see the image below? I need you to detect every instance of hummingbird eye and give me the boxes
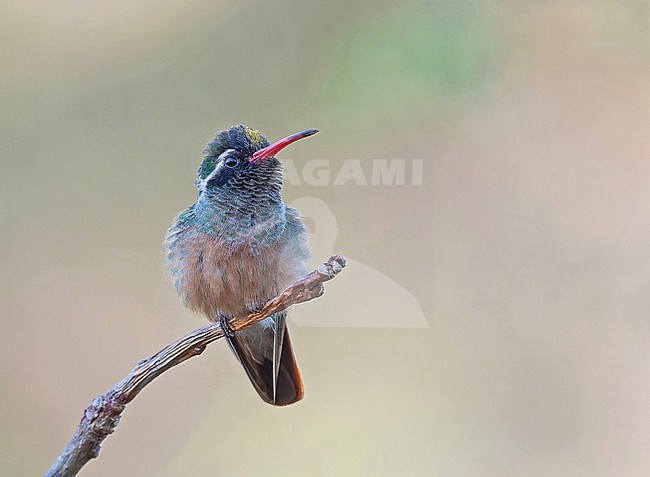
[224,157,238,168]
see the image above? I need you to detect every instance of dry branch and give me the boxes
[44,254,347,477]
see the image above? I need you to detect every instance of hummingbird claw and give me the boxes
[219,315,236,339]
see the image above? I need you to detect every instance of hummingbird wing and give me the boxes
[226,311,304,406]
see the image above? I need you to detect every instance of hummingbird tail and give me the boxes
[225,313,304,406]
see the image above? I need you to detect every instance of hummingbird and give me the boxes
[164,125,317,406]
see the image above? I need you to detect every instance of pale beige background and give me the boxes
[2,1,650,476]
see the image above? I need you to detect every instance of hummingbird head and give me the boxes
[195,124,318,197]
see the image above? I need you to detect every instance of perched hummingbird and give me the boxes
[164,125,316,406]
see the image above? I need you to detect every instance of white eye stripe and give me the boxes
[205,149,237,181]
[217,149,237,162]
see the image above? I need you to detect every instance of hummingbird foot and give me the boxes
[218,314,236,339]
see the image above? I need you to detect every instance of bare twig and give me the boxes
[44,255,347,477]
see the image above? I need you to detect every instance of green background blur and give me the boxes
[2,1,650,475]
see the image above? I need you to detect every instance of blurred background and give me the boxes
[2,0,650,475]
